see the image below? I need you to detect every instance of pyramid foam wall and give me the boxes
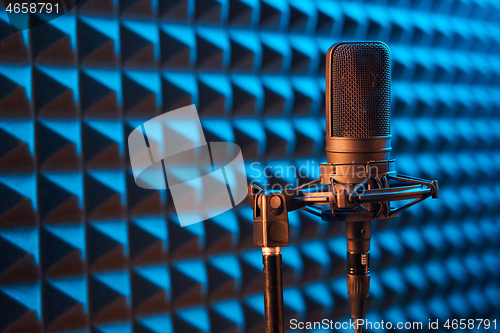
[0,0,499,332]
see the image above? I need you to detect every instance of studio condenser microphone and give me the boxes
[325,41,392,323]
[248,41,438,333]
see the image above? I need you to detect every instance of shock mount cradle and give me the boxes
[247,160,439,333]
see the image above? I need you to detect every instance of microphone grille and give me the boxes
[329,42,391,138]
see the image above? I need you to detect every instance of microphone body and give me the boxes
[324,41,392,322]
[325,41,391,165]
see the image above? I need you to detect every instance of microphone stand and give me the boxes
[249,187,292,333]
[248,171,439,333]
[262,246,284,333]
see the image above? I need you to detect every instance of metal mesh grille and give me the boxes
[330,42,391,137]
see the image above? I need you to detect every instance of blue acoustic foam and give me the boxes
[0,0,499,332]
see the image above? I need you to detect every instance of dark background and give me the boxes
[0,0,499,332]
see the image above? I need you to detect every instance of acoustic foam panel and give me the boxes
[0,0,499,332]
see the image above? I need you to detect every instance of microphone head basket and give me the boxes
[327,41,391,138]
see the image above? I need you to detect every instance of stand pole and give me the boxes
[262,247,284,333]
